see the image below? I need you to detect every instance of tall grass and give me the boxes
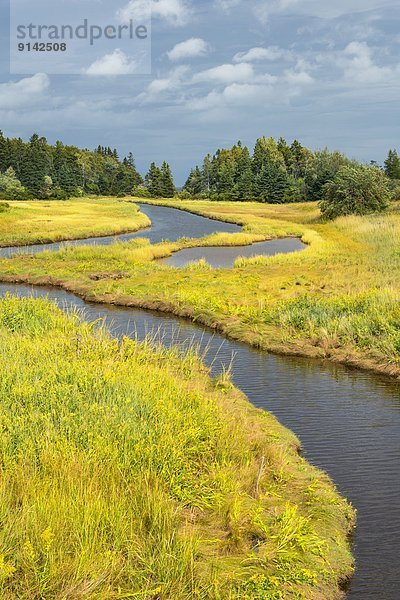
[0,296,354,598]
[0,198,150,247]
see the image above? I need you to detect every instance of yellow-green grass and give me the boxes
[2,198,400,378]
[0,296,354,598]
[0,197,150,247]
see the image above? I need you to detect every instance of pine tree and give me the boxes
[216,162,235,197]
[160,161,175,197]
[0,131,10,172]
[145,162,163,197]
[253,137,285,175]
[255,162,290,203]
[235,147,253,200]
[184,167,203,196]
[202,154,212,195]
[19,134,50,198]
[125,152,135,168]
[384,149,400,179]
[277,137,293,171]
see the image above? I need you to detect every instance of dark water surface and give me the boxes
[1,206,399,599]
[160,238,306,269]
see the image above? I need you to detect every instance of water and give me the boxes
[160,238,306,269]
[0,203,240,258]
[0,206,399,598]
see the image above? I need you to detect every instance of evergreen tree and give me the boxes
[277,137,293,170]
[290,140,313,179]
[255,162,291,203]
[253,137,285,175]
[20,134,50,198]
[202,154,212,195]
[160,161,175,197]
[384,149,400,179]
[184,167,203,196]
[235,146,253,201]
[145,162,163,197]
[0,131,10,173]
[0,131,146,199]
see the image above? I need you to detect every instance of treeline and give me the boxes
[0,132,176,200]
[2,130,399,208]
[183,137,400,204]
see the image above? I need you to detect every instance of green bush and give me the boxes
[133,185,153,198]
[47,187,70,200]
[320,165,390,219]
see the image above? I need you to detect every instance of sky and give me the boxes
[0,0,400,183]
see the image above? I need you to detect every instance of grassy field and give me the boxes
[2,197,400,378]
[0,198,150,247]
[0,296,354,598]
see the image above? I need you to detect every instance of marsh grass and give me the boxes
[3,199,400,373]
[0,297,354,598]
[0,198,150,247]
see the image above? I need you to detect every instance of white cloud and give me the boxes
[118,0,191,26]
[315,41,398,84]
[138,65,189,102]
[284,68,314,85]
[233,46,292,63]
[193,62,254,84]
[0,73,49,109]
[341,41,393,83]
[148,66,188,92]
[168,38,210,61]
[188,81,275,111]
[85,49,137,76]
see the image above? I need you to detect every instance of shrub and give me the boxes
[320,165,390,219]
[0,167,29,200]
[133,185,152,198]
[48,187,70,200]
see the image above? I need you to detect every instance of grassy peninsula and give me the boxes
[0,198,150,247]
[0,296,354,598]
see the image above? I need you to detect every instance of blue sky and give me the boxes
[1,0,400,183]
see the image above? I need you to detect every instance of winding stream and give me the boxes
[0,203,240,258]
[1,204,399,598]
[160,237,306,269]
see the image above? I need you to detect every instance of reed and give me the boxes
[0,197,150,247]
[0,296,354,598]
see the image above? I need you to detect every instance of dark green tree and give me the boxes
[255,162,291,203]
[234,146,253,201]
[20,134,50,197]
[184,167,203,196]
[384,149,400,180]
[145,162,163,197]
[0,131,10,173]
[253,137,285,176]
[160,161,175,197]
